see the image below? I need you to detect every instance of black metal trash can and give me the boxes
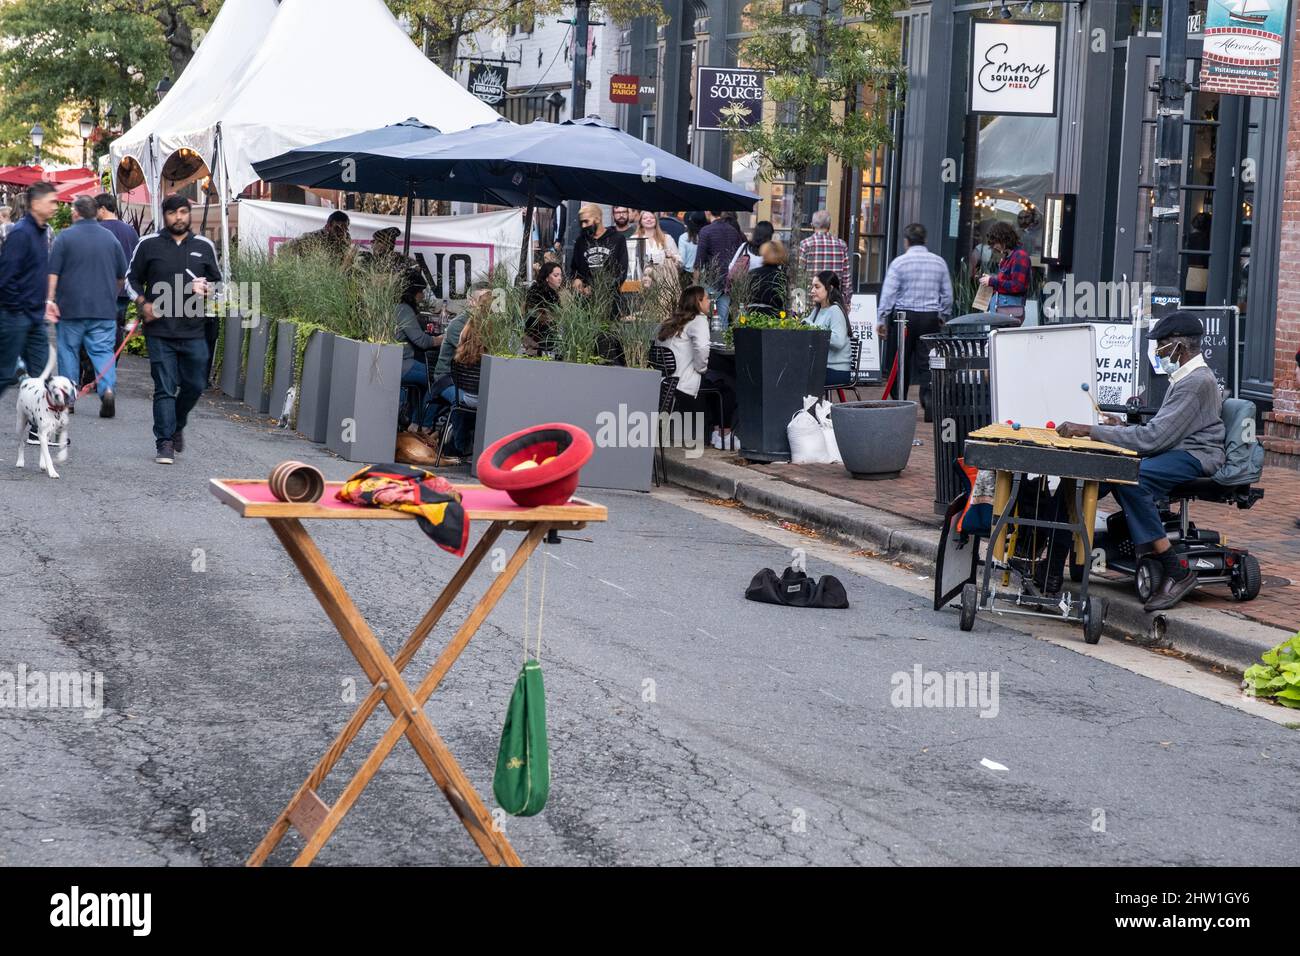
[922,321,1002,514]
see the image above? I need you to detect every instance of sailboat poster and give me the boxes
[1199,0,1290,97]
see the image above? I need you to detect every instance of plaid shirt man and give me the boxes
[877,243,953,322]
[797,230,852,295]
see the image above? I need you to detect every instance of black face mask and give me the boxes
[582,224,597,238]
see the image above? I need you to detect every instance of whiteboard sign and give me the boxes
[990,324,1097,428]
[847,294,881,375]
[1091,322,1136,405]
[969,20,1060,117]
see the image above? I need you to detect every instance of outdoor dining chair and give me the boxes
[436,360,481,467]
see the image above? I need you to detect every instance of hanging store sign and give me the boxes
[467,63,509,105]
[1198,0,1289,98]
[610,74,656,106]
[968,20,1059,117]
[695,67,771,131]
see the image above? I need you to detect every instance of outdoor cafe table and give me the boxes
[209,477,608,867]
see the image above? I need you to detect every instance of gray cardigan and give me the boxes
[1091,364,1225,474]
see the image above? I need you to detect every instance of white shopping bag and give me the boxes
[788,395,831,464]
[815,398,842,464]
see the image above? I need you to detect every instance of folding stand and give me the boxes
[209,479,608,867]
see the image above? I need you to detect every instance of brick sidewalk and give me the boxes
[742,393,1300,634]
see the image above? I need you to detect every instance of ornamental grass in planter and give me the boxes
[325,263,406,463]
[469,270,661,491]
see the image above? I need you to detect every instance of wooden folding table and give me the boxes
[210,478,608,867]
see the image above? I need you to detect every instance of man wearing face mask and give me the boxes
[569,203,628,295]
[1055,311,1225,610]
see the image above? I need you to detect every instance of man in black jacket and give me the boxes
[126,194,222,464]
[569,202,627,294]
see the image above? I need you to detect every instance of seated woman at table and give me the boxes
[805,270,853,388]
[747,240,788,317]
[433,304,488,458]
[395,268,443,429]
[655,285,739,450]
[523,261,563,355]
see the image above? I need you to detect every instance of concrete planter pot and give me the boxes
[325,336,402,463]
[296,330,335,443]
[835,400,917,479]
[269,320,297,424]
[733,327,830,462]
[472,355,661,492]
[219,314,246,399]
[242,315,273,414]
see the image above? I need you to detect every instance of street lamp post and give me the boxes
[29,124,44,166]
[561,0,592,259]
[79,112,94,169]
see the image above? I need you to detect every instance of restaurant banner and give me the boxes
[1198,0,1290,98]
[239,200,525,291]
[467,63,509,106]
[695,67,770,131]
[968,20,1059,116]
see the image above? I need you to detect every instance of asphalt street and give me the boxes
[0,354,1296,866]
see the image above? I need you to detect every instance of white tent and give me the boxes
[110,0,279,212]
[110,0,500,275]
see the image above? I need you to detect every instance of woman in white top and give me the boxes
[633,209,681,289]
[655,285,738,450]
[806,271,853,387]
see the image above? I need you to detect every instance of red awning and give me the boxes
[54,177,102,203]
[0,165,45,187]
[48,167,94,182]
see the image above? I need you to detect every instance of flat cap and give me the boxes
[1150,310,1204,341]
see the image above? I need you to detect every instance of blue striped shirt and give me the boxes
[877,244,953,321]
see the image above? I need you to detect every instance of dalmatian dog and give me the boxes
[15,341,76,479]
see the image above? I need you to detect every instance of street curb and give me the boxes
[664,450,1292,674]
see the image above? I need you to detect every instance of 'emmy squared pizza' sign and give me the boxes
[968,20,1059,116]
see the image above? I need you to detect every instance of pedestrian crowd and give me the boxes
[0,181,225,466]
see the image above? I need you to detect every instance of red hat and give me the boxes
[478,423,594,507]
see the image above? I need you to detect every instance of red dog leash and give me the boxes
[78,321,142,398]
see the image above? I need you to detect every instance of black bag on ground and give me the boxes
[745,566,849,609]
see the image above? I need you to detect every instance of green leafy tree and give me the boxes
[733,0,903,262]
[388,0,664,76]
[0,0,216,164]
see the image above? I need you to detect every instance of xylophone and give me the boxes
[956,425,1139,642]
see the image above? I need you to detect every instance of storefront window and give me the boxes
[970,113,1057,261]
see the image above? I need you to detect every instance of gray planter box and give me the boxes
[242,315,273,414]
[296,330,335,443]
[325,336,402,463]
[269,320,297,424]
[835,400,918,479]
[472,355,661,492]
[219,314,246,399]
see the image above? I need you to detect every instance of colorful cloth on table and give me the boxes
[797,231,852,295]
[336,463,469,556]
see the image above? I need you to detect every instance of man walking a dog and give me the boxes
[48,195,128,418]
[0,181,58,405]
[126,194,221,465]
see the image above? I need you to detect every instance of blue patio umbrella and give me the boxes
[374,116,760,275]
[251,118,551,254]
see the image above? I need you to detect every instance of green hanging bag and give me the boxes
[492,659,550,816]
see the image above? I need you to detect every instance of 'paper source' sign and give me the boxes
[696,67,770,131]
[968,20,1059,116]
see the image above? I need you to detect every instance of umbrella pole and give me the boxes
[517,182,536,283]
[402,178,414,256]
